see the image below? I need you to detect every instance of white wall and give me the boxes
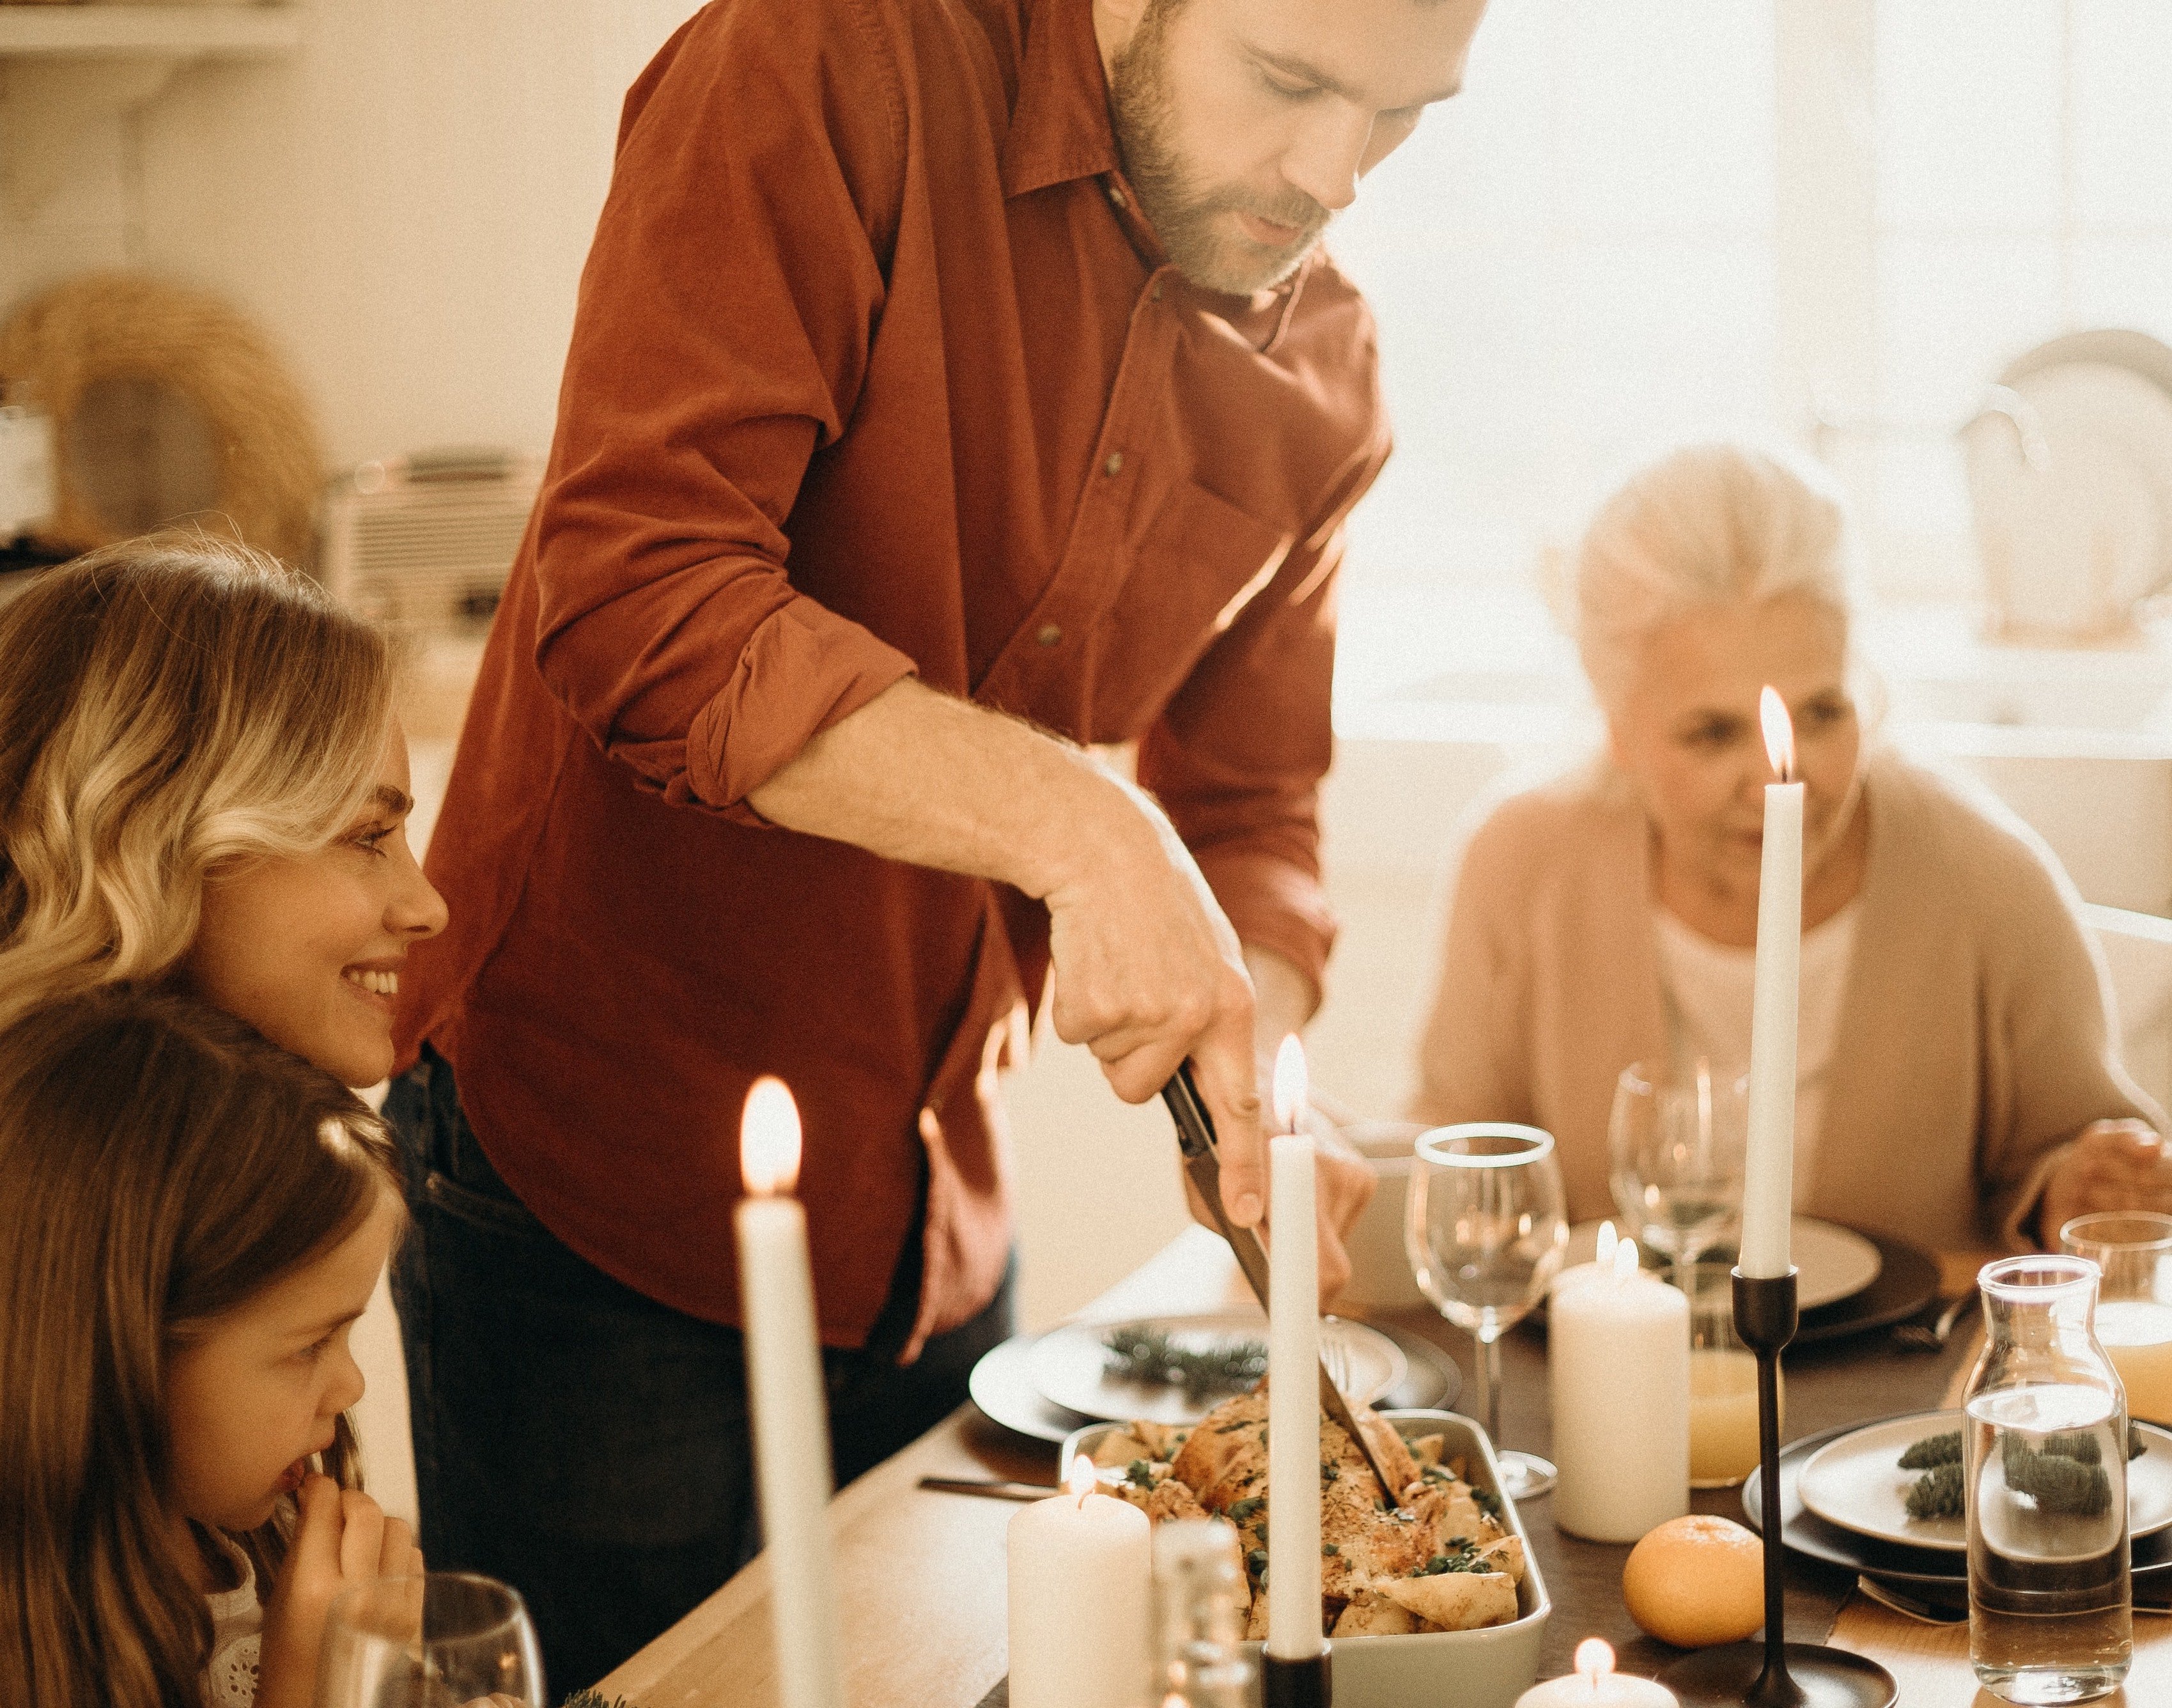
[1,0,702,470]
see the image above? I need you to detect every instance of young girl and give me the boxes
[0,531,446,1085]
[0,990,417,1708]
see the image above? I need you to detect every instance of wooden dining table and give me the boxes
[599,1228,2172,1707]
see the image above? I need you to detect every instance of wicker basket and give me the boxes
[0,271,322,563]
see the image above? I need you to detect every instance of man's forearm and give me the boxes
[746,677,1144,898]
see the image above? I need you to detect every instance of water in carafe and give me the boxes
[1965,1255,2132,1705]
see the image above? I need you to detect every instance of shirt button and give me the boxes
[1151,281,1163,302]
[1103,452,1124,477]
[1036,623,1063,648]
[1108,183,1128,209]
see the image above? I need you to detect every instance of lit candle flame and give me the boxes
[1612,1234,1641,1282]
[740,1076,802,1197]
[1574,1637,1616,1682]
[1760,685,1796,782]
[1067,1453,1096,1507]
[1271,1033,1308,1136]
[1595,1220,1618,1270]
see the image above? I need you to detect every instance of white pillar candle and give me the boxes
[1741,686,1804,1280]
[1268,1034,1324,1659]
[735,1078,844,1708]
[1006,1456,1152,1708]
[1515,1638,1680,1706]
[1549,1227,1690,1542]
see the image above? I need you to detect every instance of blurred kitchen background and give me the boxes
[6,1,2172,1516]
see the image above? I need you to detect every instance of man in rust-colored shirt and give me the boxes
[386,0,1488,1684]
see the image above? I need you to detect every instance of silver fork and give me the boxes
[1855,1576,1965,1624]
[1322,1316,1357,1397]
[1891,1294,1972,1354]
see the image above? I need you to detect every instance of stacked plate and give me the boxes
[1562,1215,1941,1344]
[1744,1409,2172,1611]
[969,1310,1461,1445]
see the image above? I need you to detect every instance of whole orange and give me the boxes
[1622,1514,1765,1648]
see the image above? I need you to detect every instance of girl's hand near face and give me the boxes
[256,1474,423,1708]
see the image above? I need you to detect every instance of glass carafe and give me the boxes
[1964,1255,2132,1704]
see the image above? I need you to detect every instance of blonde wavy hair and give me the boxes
[0,533,394,1034]
[1569,442,1859,715]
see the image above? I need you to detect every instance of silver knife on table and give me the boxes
[1160,1061,1401,1501]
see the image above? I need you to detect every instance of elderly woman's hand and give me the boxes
[2038,1121,2172,1246]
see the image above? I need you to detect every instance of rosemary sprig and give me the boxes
[1101,1324,1267,1403]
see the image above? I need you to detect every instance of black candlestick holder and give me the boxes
[1660,1268,1897,1708]
[1261,1645,1331,1708]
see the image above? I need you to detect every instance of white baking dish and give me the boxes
[1061,1408,1549,1708]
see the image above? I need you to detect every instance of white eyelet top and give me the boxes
[199,1530,263,1708]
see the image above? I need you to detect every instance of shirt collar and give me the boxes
[1002,0,1122,198]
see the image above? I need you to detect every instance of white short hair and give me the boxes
[1572,442,1858,713]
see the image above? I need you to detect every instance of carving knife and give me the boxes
[1160,1061,1400,1500]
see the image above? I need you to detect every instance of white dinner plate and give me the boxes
[1025,1311,1406,1428]
[967,1333,1096,1444]
[1797,1409,2172,1553]
[1563,1214,1881,1312]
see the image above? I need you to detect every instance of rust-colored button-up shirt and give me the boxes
[396,0,1390,1354]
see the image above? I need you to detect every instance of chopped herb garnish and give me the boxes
[1124,1459,1156,1490]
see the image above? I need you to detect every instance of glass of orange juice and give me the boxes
[1673,1262,1776,1487]
[2061,1211,2172,1427]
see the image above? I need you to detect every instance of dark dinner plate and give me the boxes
[1533,1228,1940,1346]
[1743,1421,2172,1604]
[1792,1231,1942,1346]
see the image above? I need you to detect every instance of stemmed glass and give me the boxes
[316,1571,545,1708]
[1406,1122,1569,1500]
[1608,1059,1749,1280]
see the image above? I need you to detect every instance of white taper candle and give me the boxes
[1741,687,1804,1280]
[1267,1129,1323,1656]
[736,1078,844,1708]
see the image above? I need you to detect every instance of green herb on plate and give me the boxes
[1102,1325,1268,1404]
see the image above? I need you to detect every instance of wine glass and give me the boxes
[1608,1058,1749,1279]
[316,1572,545,1708]
[1405,1122,1569,1501]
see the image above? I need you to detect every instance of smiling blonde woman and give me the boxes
[0,534,446,1085]
[1411,443,2172,1251]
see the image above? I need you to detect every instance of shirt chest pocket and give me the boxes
[1089,477,1294,741]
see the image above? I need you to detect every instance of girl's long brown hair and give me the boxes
[0,991,401,1708]
[0,532,394,1036]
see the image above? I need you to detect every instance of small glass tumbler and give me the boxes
[2062,1211,2172,1427]
[1673,1262,1765,1488]
[1964,1255,2132,1705]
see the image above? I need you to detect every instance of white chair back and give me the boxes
[2085,902,2172,1122]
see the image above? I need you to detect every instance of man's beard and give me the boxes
[1107,7,1331,295]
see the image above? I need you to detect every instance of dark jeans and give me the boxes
[384,1046,1015,1693]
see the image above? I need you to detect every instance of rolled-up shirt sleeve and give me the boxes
[528,1,918,820]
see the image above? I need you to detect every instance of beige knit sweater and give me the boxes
[1410,749,2162,1251]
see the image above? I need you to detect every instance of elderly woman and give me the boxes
[1411,443,2172,1251]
